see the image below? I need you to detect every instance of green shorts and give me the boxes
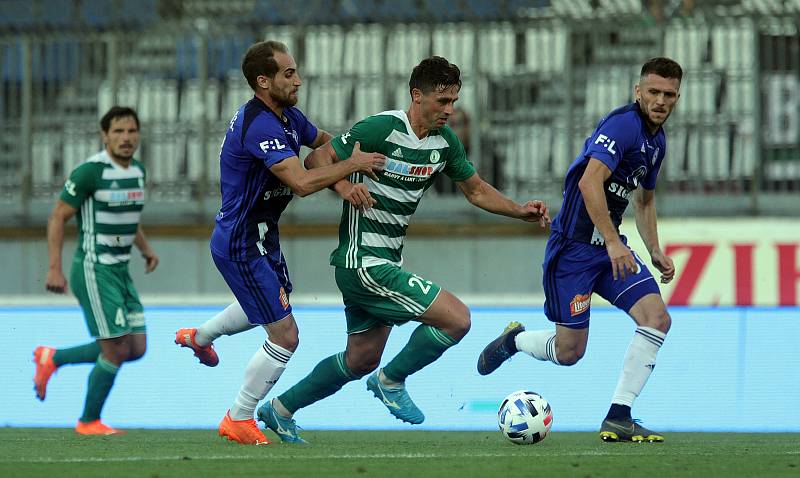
[70,257,145,339]
[334,264,442,334]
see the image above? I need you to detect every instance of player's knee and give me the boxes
[269,328,300,352]
[348,352,381,376]
[662,309,672,332]
[555,343,585,366]
[101,349,128,366]
[642,308,671,334]
[281,333,300,353]
[556,349,583,366]
[447,305,471,341]
[126,344,146,362]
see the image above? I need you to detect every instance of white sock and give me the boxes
[514,330,561,365]
[230,339,293,420]
[611,326,666,407]
[195,302,255,346]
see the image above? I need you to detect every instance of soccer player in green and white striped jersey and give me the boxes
[33,106,159,435]
[258,57,551,441]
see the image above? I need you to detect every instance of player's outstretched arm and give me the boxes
[634,188,675,284]
[304,142,377,211]
[273,141,384,198]
[456,172,549,227]
[46,200,77,294]
[134,225,159,273]
[308,129,333,150]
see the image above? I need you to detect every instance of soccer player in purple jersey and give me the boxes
[478,58,682,443]
[175,41,384,445]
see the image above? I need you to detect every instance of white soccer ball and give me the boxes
[498,390,553,445]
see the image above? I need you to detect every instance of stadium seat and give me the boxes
[0,0,35,29]
[306,80,348,129]
[731,126,756,179]
[38,0,78,29]
[525,26,567,73]
[479,24,515,75]
[679,71,717,117]
[145,134,182,183]
[257,25,297,54]
[1,41,22,82]
[712,22,755,72]
[63,132,100,175]
[433,24,475,73]
[186,135,223,182]
[305,26,345,76]
[222,74,252,119]
[32,132,60,186]
[353,84,382,123]
[386,26,430,75]
[664,22,707,69]
[138,80,178,122]
[663,127,689,181]
[180,79,220,121]
[343,25,383,75]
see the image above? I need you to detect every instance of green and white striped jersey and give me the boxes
[330,110,476,269]
[59,151,146,265]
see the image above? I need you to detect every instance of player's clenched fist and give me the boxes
[519,200,551,227]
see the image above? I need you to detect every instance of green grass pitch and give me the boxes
[1,429,798,477]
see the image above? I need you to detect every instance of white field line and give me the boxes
[2,450,799,464]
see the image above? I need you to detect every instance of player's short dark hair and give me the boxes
[409,56,462,96]
[242,40,289,91]
[100,106,139,132]
[640,57,683,82]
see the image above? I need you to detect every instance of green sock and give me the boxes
[53,341,101,366]
[382,324,458,383]
[79,356,119,423]
[278,352,361,414]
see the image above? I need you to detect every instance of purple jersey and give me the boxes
[210,97,318,261]
[551,102,667,245]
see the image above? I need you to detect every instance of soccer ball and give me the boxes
[498,390,553,445]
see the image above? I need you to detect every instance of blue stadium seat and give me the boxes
[1,42,22,81]
[0,0,35,29]
[176,37,198,79]
[80,0,114,29]
[38,0,79,29]
[422,0,467,22]
[336,0,375,23]
[372,0,422,22]
[252,0,288,24]
[30,40,81,82]
[465,0,504,20]
[118,0,159,27]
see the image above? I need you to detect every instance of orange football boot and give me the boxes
[75,419,125,435]
[33,346,58,401]
[219,411,271,446]
[175,328,219,367]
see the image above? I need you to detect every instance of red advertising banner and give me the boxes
[620,219,800,306]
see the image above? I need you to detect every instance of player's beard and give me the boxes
[110,144,135,162]
[649,109,670,127]
[272,90,298,108]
